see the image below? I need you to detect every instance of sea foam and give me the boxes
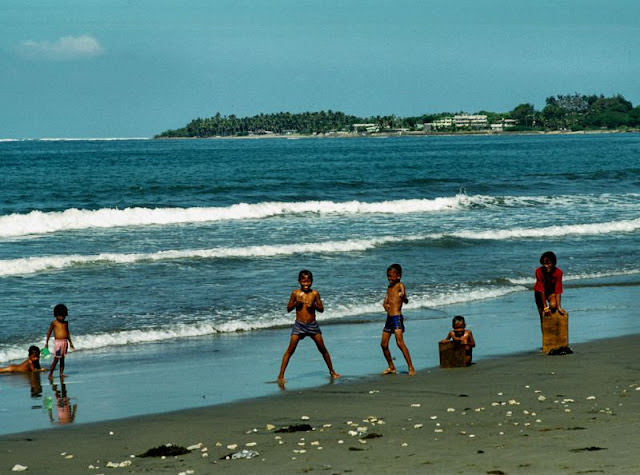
[2,216,638,278]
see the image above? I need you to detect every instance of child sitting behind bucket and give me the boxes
[440,315,476,366]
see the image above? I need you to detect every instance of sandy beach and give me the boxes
[2,332,639,474]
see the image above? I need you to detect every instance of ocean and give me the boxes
[1,133,639,434]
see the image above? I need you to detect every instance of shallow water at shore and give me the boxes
[1,281,636,436]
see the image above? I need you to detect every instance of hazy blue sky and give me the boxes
[2,0,638,138]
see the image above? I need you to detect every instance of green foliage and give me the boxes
[155,94,639,138]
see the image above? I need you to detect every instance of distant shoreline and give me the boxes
[154,128,638,141]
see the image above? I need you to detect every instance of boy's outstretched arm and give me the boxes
[313,291,324,313]
[440,331,453,343]
[467,330,476,348]
[66,323,75,349]
[287,290,298,312]
[45,322,54,347]
[399,283,408,304]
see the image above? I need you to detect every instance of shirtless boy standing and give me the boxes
[45,304,75,379]
[381,263,416,376]
[277,270,340,383]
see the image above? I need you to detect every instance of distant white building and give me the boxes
[431,117,454,129]
[353,123,379,133]
[490,119,518,131]
[454,115,488,129]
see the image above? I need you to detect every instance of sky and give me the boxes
[1,0,639,138]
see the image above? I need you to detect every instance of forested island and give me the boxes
[155,93,640,138]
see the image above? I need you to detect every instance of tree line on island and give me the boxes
[155,93,640,138]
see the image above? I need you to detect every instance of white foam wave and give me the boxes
[3,192,638,239]
[0,236,428,277]
[2,216,638,277]
[453,218,640,240]
[508,268,640,286]
[0,195,469,238]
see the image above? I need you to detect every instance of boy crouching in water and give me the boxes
[381,264,416,376]
[0,346,45,373]
[277,270,340,384]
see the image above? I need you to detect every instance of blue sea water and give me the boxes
[0,133,639,434]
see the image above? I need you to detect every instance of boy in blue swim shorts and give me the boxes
[277,270,340,384]
[381,264,415,376]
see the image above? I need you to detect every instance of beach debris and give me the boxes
[275,423,313,433]
[447,407,456,412]
[411,403,421,407]
[548,346,573,355]
[368,389,380,394]
[570,446,607,452]
[226,444,238,450]
[401,442,408,447]
[138,444,190,458]
[322,423,332,428]
[300,415,310,420]
[537,395,547,402]
[246,442,257,447]
[413,423,423,429]
[186,443,202,450]
[221,449,260,460]
[109,431,115,436]
[245,428,258,434]
[586,395,597,400]
[106,460,132,468]
[266,423,276,431]
[338,440,344,444]
[178,471,195,475]
[11,465,28,472]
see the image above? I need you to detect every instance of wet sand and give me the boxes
[2,334,639,474]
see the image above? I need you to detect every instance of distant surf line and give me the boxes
[2,219,639,278]
[1,193,638,238]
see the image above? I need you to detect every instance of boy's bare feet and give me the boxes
[381,367,396,375]
[330,373,341,379]
[408,368,416,376]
